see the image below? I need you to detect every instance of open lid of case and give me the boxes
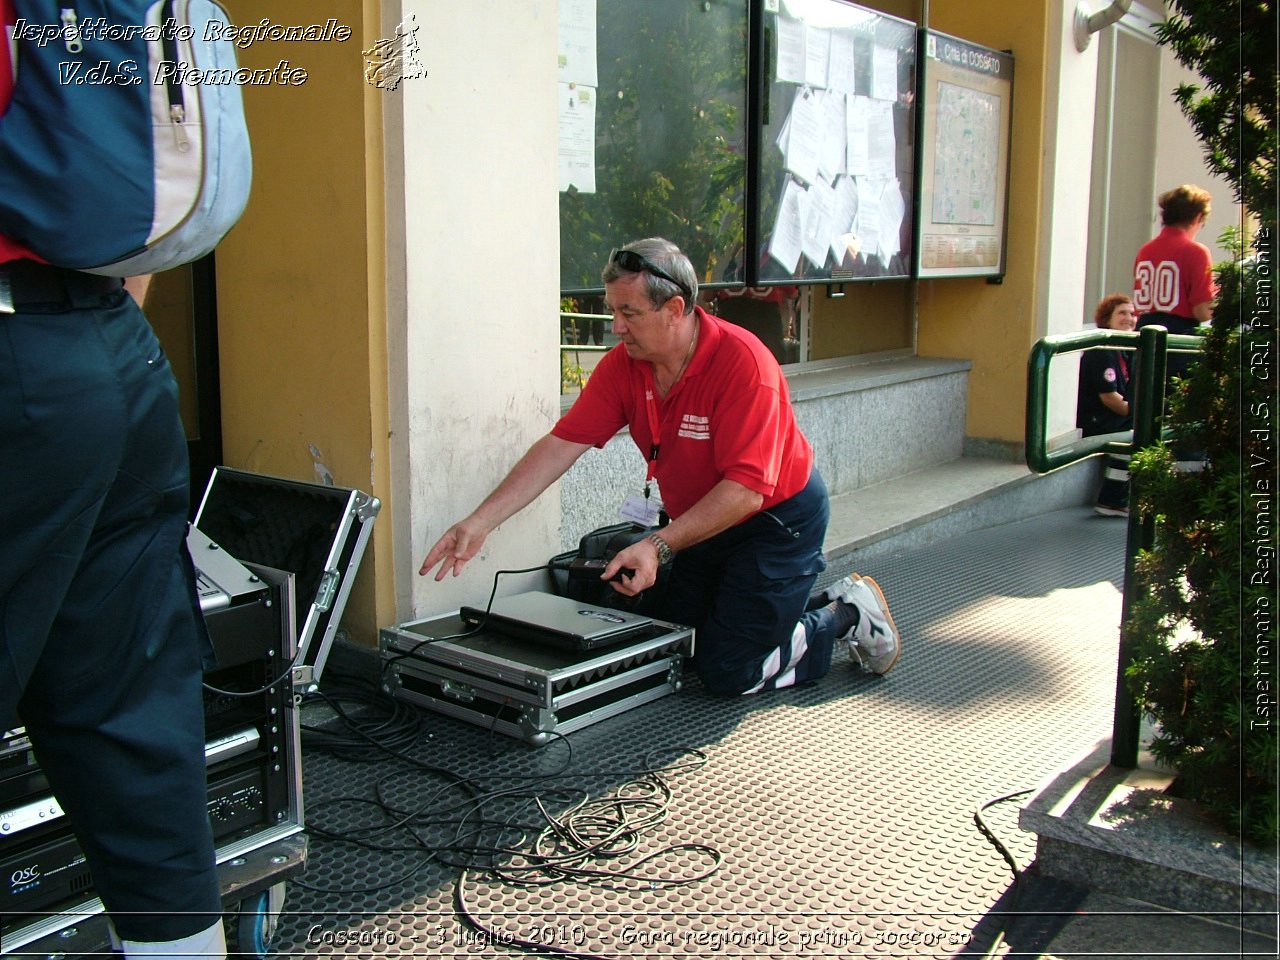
[193,467,380,682]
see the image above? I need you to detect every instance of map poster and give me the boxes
[915,31,1013,279]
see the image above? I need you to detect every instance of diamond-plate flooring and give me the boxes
[270,506,1130,958]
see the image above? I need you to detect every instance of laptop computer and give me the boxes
[458,591,654,652]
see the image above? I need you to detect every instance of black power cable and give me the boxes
[298,671,720,955]
[293,563,720,954]
[972,788,1035,957]
[450,747,721,960]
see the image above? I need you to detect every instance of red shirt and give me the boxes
[553,306,814,520]
[1132,225,1215,319]
[715,285,799,305]
[0,0,40,263]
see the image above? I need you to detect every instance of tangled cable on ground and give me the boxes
[296,674,722,958]
[452,747,722,960]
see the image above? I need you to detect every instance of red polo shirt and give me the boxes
[553,306,814,520]
[1132,225,1215,319]
[1,0,41,263]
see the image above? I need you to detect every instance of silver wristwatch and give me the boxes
[648,533,674,565]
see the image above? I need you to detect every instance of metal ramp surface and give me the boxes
[268,505,1129,958]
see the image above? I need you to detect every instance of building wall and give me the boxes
[391,0,562,619]
[209,0,1235,647]
[215,1,561,632]
[1087,20,1163,307]
[1086,7,1242,312]
[214,0,392,646]
[1153,51,1243,263]
[1036,1,1105,444]
[809,281,914,358]
[914,1,1058,448]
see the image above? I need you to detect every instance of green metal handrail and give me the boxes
[1026,324,1204,768]
[1025,328,1204,473]
[560,312,612,395]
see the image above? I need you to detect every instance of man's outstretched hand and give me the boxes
[420,517,490,581]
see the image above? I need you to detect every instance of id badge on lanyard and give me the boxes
[619,386,666,527]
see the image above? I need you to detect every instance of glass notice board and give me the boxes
[915,31,1014,279]
[556,3,1010,292]
[752,0,917,285]
[558,0,750,294]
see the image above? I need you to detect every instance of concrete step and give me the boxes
[993,871,1279,959]
[819,454,1098,581]
[1018,739,1279,937]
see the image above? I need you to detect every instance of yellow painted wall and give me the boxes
[810,281,913,357]
[916,2,1049,444]
[213,1,392,647]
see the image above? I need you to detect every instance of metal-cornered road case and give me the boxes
[381,601,694,746]
[1,469,378,959]
[194,466,381,687]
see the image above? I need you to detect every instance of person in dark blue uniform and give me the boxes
[1077,293,1136,517]
[0,4,224,953]
[0,260,227,959]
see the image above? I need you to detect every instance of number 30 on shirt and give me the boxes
[1134,259,1181,314]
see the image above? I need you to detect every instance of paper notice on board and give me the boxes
[827,31,856,94]
[558,83,596,193]
[557,0,597,87]
[805,24,830,88]
[845,95,870,176]
[871,43,898,101]
[768,178,805,273]
[856,177,884,263]
[818,91,847,182]
[834,175,859,235]
[878,179,905,262]
[783,87,822,185]
[801,177,838,269]
[867,98,896,180]
[775,16,806,84]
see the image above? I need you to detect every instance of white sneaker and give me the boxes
[821,575,857,604]
[833,574,902,675]
[1094,504,1128,518]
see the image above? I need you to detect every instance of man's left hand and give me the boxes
[602,538,660,596]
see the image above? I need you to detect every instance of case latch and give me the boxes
[315,569,340,612]
[440,679,476,703]
[291,664,317,698]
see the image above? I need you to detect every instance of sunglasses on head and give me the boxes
[609,248,692,303]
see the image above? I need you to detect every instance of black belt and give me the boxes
[0,260,124,314]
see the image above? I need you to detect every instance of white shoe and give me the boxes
[833,574,902,675]
[1094,504,1128,518]
[821,575,856,604]
[120,920,227,959]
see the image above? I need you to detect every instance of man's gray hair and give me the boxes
[601,237,698,315]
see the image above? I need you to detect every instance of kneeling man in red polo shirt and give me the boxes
[421,238,902,693]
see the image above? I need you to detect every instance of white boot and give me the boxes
[120,919,227,959]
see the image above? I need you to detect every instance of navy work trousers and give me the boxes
[0,285,221,941]
[646,469,837,695]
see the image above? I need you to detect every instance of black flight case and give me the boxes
[0,468,378,959]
